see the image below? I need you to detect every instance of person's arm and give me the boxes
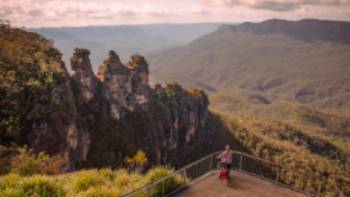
[217,151,224,159]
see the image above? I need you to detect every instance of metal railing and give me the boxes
[122,151,344,197]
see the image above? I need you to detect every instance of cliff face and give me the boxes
[72,49,214,168]
[0,24,90,171]
[1,24,223,171]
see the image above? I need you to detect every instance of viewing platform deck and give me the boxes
[122,151,343,197]
[175,171,308,197]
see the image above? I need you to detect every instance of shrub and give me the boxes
[0,187,25,197]
[0,174,25,197]
[114,169,132,188]
[0,174,64,197]
[71,170,105,193]
[98,168,115,181]
[0,146,13,175]
[114,169,143,193]
[133,150,148,168]
[124,150,149,172]
[77,186,121,197]
[21,176,64,197]
[11,147,49,176]
[0,173,22,190]
[144,166,185,197]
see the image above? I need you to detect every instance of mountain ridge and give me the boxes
[149,18,350,109]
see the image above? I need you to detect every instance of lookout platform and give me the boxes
[174,171,308,197]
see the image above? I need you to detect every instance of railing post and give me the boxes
[317,183,322,197]
[275,170,279,184]
[209,154,213,170]
[150,185,154,197]
[239,153,243,172]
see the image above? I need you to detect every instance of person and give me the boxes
[217,145,233,185]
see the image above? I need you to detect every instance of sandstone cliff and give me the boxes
[72,48,217,168]
[0,22,227,172]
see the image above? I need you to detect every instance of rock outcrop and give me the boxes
[0,22,221,172]
[0,24,90,172]
[71,49,100,104]
[70,48,215,168]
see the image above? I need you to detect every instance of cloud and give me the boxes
[0,8,13,17]
[202,0,350,12]
[0,0,349,27]
[251,2,300,11]
[28,9,43,17]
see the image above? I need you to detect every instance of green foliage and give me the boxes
[10,147,49,176]
[0,22,68,146]
[133,150,148,167]
[71,170,105,193]
[0,174,64,197]
[20,176,65,197]
[125,150,149,172]
[220,114,350,195]
[0,166,186,197]
[144,166,185,197]
[76,186,121,197]
[0,146,14,175]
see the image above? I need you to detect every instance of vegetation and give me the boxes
[217,112,350,195]
[124,150,149,172]
[10,147,49,176]
[0,174,64,197]
[0,166,185,197]
[0,21,68,147]
[0,146,50,176]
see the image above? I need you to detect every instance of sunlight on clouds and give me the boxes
[0,0,349,27]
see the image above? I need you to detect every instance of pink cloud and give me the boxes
[0,0,349,27]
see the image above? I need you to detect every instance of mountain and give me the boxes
[149,19,350,109]
[28,23,220,72]
[148,19,350,194]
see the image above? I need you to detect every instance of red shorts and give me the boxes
[219,168,229,180]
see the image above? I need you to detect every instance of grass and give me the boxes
[0,166,186,197]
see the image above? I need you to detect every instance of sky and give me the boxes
[0,0,350,27]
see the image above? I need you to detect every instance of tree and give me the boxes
[124,150,148,173]
[11,146,49,176]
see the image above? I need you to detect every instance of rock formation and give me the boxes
[70,48,214,168]
[0,22,221,172]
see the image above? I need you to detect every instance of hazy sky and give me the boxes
[1,0,350,27]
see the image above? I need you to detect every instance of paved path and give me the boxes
[174,171,309,197]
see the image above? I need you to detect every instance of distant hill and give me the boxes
[28,23,221,72]
[149,19,350,109]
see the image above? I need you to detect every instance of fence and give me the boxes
[122,151,344,197]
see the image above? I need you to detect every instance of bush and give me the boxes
[0,166,186,197]
[77,186,121,197]
[0,174,24,197]
[71,170,105,193]
[0,174,64,197]
[21,176,64,197]
[114,169,143,194]
[144,166,185,197]
[11,147,49,176]
[98,168,115,181]
[0,146,13,175]
[124,150,148,172]
[0,173,22,189]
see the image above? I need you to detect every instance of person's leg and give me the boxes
[226,164,231,177]
[226,164,232,187]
